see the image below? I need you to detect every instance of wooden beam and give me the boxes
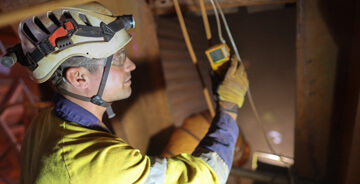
[345,92,360,184]
[295,0,338,181]
[296,0,360,183]
[344,4,360,184]
[0,0,94,28]
[324,1,360,183]
[0,34,20,45]
[151,0,296,15]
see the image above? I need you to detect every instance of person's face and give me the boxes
[92,49,136,102]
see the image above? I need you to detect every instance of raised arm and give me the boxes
[192,56,249,183]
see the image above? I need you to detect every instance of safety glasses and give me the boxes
[111,48,126,67]
[93,48,126,67]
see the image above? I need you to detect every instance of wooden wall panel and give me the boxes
[156,15,212,126]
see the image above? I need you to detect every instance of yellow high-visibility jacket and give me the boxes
[20,94,238,184]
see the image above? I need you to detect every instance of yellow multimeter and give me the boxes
[205,43,230,72]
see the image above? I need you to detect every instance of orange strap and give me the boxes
[48,21,75,47]
[64,21,74,31]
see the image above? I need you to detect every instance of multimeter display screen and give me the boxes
[209,49,225,64]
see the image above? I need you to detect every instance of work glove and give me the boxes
[217,55,249,108]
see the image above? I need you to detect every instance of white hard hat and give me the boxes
[15,3,134,83]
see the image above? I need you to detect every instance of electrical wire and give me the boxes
[209,0,295,183]
[212,0,242,62]
[209,0,226,44]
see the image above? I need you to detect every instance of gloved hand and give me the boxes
[217,55,249,108]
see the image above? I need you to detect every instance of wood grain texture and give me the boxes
[295,0,338,181]
[157,15,214,126]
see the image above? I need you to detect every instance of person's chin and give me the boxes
[108,88,132,102]
[119,88,132,100]
[125,88,132,98]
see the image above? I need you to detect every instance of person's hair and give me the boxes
[50,56,103,90]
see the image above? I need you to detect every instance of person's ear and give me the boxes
[65,67,90,89]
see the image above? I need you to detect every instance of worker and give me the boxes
[5,3,249,184]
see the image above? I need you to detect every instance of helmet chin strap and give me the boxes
[58,55,116,119]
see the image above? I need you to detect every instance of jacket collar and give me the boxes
[53,93,111,133]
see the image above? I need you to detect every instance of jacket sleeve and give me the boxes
[144,112,238,184]
[192,111,239,183]
[144,153,220,184]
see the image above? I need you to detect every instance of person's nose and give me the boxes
[125,57,136,71]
